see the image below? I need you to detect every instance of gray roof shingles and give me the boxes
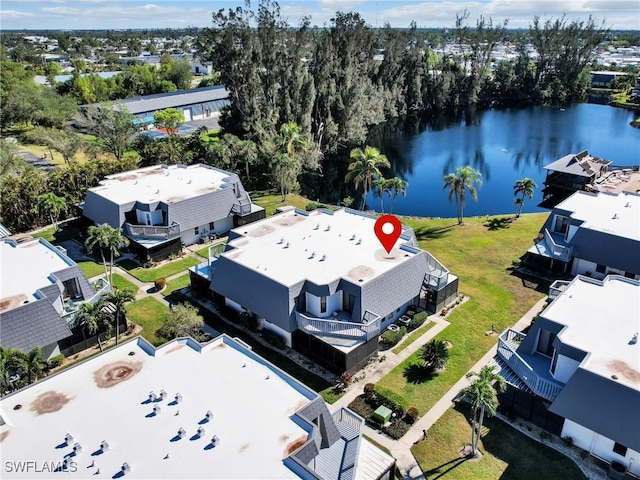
[0,300,72,352]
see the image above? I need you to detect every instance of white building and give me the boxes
[81,164,264,262]
[0,335,395,479]
[497,275,640,477]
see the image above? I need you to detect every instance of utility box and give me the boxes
[373,405,392,425]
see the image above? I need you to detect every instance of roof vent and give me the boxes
[205,410,213,422]
[325,225,331,231]
[320,254,326,262]
[155,189,160,194]
[160,389,167,400]
[149,391,157,402]
[625,202,631,207]
[356,238,362,245]
[153,405,161,415]
[278,237,284,244]
[177,427,186,439]
[121,463,131,475]
[174,393,182,404]
[612,213,619,219]
[73,443,82,454]
[211,435,220,447]
[309,252,315,259]
[314,224,320,230]
[100,441,109,452]
[197,426,206,437]
[284,242,290,248]
[64,433,73,445]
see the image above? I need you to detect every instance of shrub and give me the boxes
[364,383,375,395]
[47,354,65,369]
[405,406,419,424]
[239,311,260,331]
[384,419,411,440]
[305,202,320,211]
[408,312,428,330]
[154,277,166,290]
[348,396,374,419]
[380,326,406,347]
[261,328,286,350]
[562,435,573,446]
[374,385,407,416]
[512,258,522,268]
[340,371,353,387]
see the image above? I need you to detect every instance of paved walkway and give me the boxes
[332,296,548,480]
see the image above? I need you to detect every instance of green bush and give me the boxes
[408,311,428,330]
[374,385,408,414]
[47,354,65,369]
[349,396,374,420]
[380,326,406,347]
[405,406,419,424]
[239,311,260,331]
[154,277,166,290]
[261,328,286,350]
[383,419,412,439]
[305,202,320,211]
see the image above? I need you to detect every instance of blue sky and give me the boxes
[1,1,639,31]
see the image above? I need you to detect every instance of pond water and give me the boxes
[365,104,640,218]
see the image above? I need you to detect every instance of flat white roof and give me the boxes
[544,275,640,390]
[88,164,233,206]
[557,191,640,241]
[0,336,317,479]
[0,239,72,312]
[223,209,419,287]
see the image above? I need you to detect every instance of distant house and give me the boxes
[540,150,612,208]
[113,86,229,123]
[118,53,212,76]
[81,164,265,262]
[0,238,110,359]
[495,275,640,478]
[590,70,627,88]
[192,208,458,373]
[524,190,640,278]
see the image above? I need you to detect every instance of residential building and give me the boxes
[590,70,628,88]
[192,208,458,373]
[0,335,396,480]
[0,238,109,359]
[525,190,640,279]
[81,164,265,262]
[112,85,229,123]
[495,275,640,477]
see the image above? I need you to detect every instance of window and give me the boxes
[595,264,606,274]
[194,226,199,235]
[625,271,636,279]
[613,442,628,456]
[343,293,355,314]
[320,296,327,313]
[209,222,215,231]
[554,216,569,235]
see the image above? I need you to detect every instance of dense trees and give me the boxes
[345,146,390,210]
[157,303,206,342]
[74,103,138,161]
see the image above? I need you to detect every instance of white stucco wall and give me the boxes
[572,258,599,277]
[553,354,580,384]
[562,419,640,477]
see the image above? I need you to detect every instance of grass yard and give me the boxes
[111,274,139,295]
[77,260,106,279]
[376,213,549,414]
[392,320,436,354]
[161,273,190,297]
[250,190,318,216]
[412,402,586,480]
[125,297,169,346]
[31,222,81,244]
[118,256,200,282]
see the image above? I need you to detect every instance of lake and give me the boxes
[365,103,640,218]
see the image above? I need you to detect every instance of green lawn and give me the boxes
[118,256,200,282]
[125,297,169,346]
[77,260,106,279]
[250,190,318,216]
[161,273,190,296]
[31,223,81,244]
[413,402,586,480]
[392,320,436,354]
[376,214,549,414]
[111,273,139,295]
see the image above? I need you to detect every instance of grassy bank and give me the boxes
[376,214,548,414]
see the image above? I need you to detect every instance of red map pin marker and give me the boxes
[374,215,402,254]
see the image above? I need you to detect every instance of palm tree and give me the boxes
[278,122,308,163]
[85,223,129,287]
[275,122,309,201]
[462,365,506,456]
[104,287,136,345]
[345,146,391,210]
[443,166,483,225]
[0,347,24,395]
[513,178,537,218]
[37,192,67,231]
[23,347,46,384]
[387,177,408,214]
[372,177,390,213]
[76,302,108,352]
[419,339,450,372]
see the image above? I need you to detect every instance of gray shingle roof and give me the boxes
[0,300,72,352]
[116,86,229,115]
[544,150,611,177]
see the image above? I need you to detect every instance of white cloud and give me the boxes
[0,9,35,18]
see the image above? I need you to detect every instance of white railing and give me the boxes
[126,222,181,240]
[296,311,380,342]
[497,328,563,402]
[61,277,111,327]
[232,199,252,215]
[543,229,573,262]
[332,408,364,433]
[424,253,449,289]
[548,280,571,301]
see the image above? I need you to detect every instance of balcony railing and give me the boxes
[232,198,252,216]
[497,328,563,402]
[332,407,364,433]
[543,229,573,262]
[424,253,449,289]
[296,310,380,342]
[548,280,571,301]
[125,222,181,241]
[61,277,111,327]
